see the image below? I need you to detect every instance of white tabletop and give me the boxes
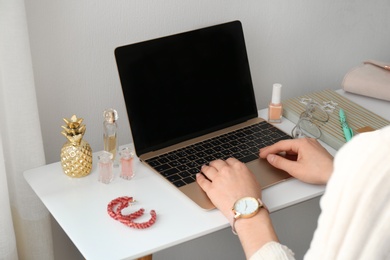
[24,89,390,260]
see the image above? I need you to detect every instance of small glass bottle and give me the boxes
[119,147,135,180]
[268,83,283,123]
[103,108,119,166]
[97,151,114,184]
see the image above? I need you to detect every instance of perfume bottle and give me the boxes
[119,147,135,180]
[268,83,283,123]
[97,151,114,184]
[103,108,118,166]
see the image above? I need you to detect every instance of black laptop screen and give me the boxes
[115,21,258,155]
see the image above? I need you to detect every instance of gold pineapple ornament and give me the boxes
[60,115,93,177]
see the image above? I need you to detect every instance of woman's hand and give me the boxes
[260,138,333,185]
[196,158,279,259]
[196,158,261,220]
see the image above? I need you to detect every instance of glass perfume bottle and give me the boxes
[268,83,283,123]
[119,147,135,180]
[97,151,114,184]
[103,108,118,166]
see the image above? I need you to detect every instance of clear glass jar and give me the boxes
[97,151,114,184]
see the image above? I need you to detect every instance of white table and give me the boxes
[24,90,390,260]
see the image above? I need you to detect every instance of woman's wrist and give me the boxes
[234,208,279,259]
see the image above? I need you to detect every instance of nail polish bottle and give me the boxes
[268,83,283,123]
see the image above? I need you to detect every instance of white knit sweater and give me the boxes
[250,125,390,260]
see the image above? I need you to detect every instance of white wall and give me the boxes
[24,1,390,259]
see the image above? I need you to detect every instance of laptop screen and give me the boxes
[115,21,258,155]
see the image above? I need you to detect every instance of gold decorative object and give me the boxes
[60,115,93,177]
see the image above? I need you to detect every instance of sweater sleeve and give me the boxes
[304,125,390,259]
[249,241,295,260]
[251,126,390,260]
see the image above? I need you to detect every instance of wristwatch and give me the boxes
[231,197,268,235]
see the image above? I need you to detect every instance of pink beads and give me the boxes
[107,196,157,229]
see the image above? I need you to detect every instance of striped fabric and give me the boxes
[282,89,390,150]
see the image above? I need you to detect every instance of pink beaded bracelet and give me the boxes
[107,196,157,229]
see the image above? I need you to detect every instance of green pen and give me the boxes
[339,108,353,142]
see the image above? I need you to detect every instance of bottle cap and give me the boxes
[119,147,135,159]
[271,83,282,104]
[98,151,113,163]
[103,108,118,124]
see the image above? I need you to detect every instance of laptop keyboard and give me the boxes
[145,121,291,188]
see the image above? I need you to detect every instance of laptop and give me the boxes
[115,20,291,210]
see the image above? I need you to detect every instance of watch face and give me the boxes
[234,197,260,217]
